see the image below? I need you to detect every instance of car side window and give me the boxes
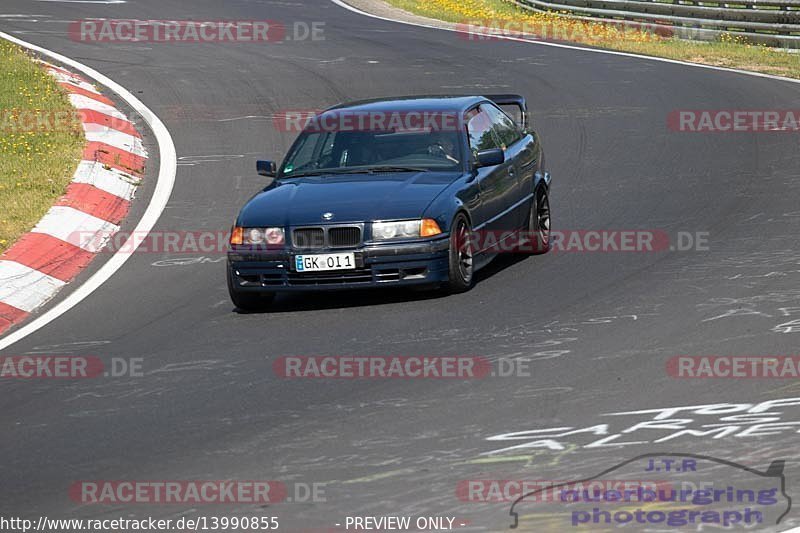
[466,108,501,157]
[483,104,522,149]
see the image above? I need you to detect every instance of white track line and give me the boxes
[330,0,800,87]
[0,31,177,351]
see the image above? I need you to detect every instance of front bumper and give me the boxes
[228,237,450,292]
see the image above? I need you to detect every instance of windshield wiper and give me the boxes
[347,166,429,173]
[282,168,351,178]
[284,166,428,177]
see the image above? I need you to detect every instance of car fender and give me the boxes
[421,174,479,234]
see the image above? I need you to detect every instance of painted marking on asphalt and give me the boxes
[48,69,100,93]
[83,127,146,156]
[0,302,29,334]
[60,82,115,105]
[0,55,139,322]
[84,141,147,175]
[36,60,87,82]
[0,261,67,313]
[0,31,176,350]
[151,257,226,267]
[56,182,131,224]
[71,160,139,200]
[31,205,120,253]
[68,93,126,119]
[1,233,95,282]
[80,109,140,137]
[329,0,800,87]
[177,154,246,166]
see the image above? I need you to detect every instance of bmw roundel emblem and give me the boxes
[322,212,334,221]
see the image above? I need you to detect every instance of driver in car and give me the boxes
[427,134,459,164]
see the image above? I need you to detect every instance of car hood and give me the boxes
[237,171,462,226]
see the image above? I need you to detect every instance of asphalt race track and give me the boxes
[1,0,800,531]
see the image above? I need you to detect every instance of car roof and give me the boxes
[324,95,487,114]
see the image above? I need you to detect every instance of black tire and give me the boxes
[227,268,275,312]
[443,213,475,294]
[526,186,551,255]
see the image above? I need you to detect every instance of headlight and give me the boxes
[230,227,285,246]
[264,227,285,245]
[371,219,442,241]
[372,220,420,240]
[246,228,265,244]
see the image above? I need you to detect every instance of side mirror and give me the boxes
[257,160,277,177]
[475,148,504,168]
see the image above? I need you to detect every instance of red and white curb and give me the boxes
[0,60,146,335]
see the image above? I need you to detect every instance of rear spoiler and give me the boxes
[485,94,528,130]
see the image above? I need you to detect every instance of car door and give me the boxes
[482,103,533,230]
[466,106,517,246]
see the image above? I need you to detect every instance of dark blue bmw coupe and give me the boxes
[227,94,551,310]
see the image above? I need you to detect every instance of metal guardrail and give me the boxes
[510,0,800,47]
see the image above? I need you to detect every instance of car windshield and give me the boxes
[280,127,463,176]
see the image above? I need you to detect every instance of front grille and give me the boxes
[288,268,372,285]
[233,263,429,288]
[293,228,325,249]
[291,225,362,250]
[328,227,361,248]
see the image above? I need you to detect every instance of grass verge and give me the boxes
[0,40,84,254]
[385,0,800,79]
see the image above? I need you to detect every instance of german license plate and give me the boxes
[294,253,355,272]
